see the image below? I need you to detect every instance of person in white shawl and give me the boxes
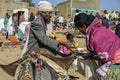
[7,16,15,39]
[0,16,5,32]
[18,21,30,41]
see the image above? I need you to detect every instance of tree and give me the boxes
[21,0,34,6]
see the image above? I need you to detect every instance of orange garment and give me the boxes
[59,38,67,43]
[10,35,17,43]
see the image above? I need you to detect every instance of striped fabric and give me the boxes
[112,48,120,64]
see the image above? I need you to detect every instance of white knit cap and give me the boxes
[38,1,53,11]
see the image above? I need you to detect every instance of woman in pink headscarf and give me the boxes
[74,13,120,80]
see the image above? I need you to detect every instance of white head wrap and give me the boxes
[38,1,53,11]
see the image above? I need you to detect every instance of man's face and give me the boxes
[41,11,53,20]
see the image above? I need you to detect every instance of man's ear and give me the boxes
[77,24,86,31]
[80,25,86,31]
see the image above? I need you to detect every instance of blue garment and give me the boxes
[102,19,109,27]
[115,22,120,38]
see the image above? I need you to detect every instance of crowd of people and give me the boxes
[0,8,120,43]
[1,0,120,80]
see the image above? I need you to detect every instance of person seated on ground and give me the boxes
[59,33,79,55]
[74,13,120,80]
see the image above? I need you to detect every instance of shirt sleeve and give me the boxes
[30,23,59,51]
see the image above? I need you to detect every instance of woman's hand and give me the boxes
[58,40,71,50]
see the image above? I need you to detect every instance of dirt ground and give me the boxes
[0,29,86,80]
